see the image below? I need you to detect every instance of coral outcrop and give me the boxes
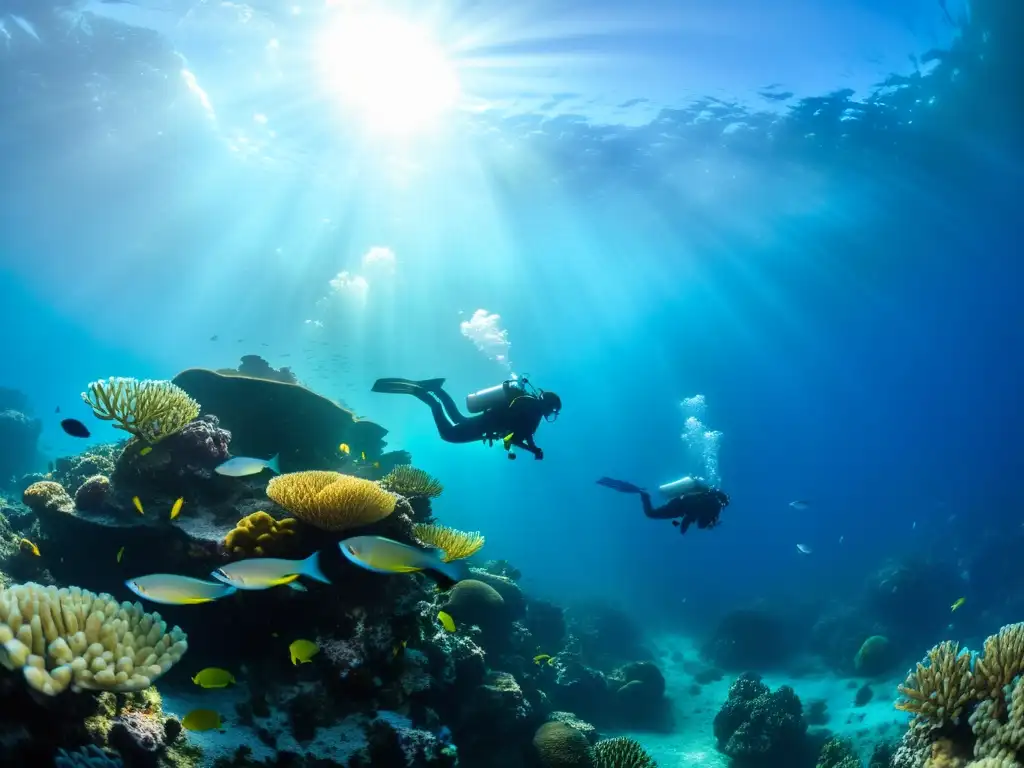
[82,378,200,444]
[713,673,808,765]
[223,511,298,557]
[23,481,75,515]
[267,471,396,531]
[380,466,444,499]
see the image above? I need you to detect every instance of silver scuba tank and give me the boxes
[466,380,522,414]
[658,476,707,499]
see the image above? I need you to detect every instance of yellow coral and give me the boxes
[224,511,298,557]
[22,481,74,514]
[379,466,444,499]
[82,377,200,443]
[973,623,1024,702]
[895,640,974,726]
[0,582,187,696]
[412,523,485,562]
[267,471,396,532]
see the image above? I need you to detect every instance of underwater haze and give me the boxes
[1,0,1023,766]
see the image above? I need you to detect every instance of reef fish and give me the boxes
[181,709,222,732]
[339,443,350,455]
[19,538,40,557]
[210,552,330,590]
[192,668,236,688]
[289,639,319,665]
[215,454,281,477]
[437,611,456,633]
[117,546,125,563]
[951,597,966,612]
[170,497,184,520]
[789,500,809,511]
[533,654,554,666]
[60,419,90,438]
[139,446,153,457]
[339,536,467,584]
[132,496,145,515]
[796,543,812,555]
[126,574,237,605]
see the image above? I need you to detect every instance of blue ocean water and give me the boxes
[1,0,1022,765]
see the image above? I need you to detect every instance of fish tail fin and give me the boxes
[301,551,331,585]
[266,454,281,474]
[430,558,470,590]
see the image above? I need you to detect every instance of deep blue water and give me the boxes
[1,0,1021,647]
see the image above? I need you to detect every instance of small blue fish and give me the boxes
[215,454,281,477]
[126,574,237,605]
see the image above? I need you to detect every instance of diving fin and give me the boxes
[596,477,646,494]
[371,377,446,395]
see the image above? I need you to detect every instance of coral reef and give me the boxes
[223,511,299,557]
[533,720,594,767]
[0,403,42,486]
[380,466,444,499]
[412,523,484,561]
[23,480,75,515]
[817,737,862,768]
[855,635,896,677]
[894,640,973,726]
[592,737,658,767]
[56,745,124,767]
[230,354,299,384]
[266,471,396,531]
[0,581,187,694]
[713,673,809,765]
[82,378,200,444]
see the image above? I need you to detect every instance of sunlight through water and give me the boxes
[313,10,460,136]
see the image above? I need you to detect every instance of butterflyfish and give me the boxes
[192,668,236,688]
[437,611,456,633]
[132,496,145,515]
[125,574,237,605]
[19,538,40,557]
[951,597,966,612]
[339,536,468,585]
[214,454,281,477]
[339,443,350,455]
[116,546,125,563]
[289,639,319,665]
[139,446,153,457]
[210,552,330,591]
[170,497,184,520]
[181,709,222,732]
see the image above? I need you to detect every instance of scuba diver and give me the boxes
[597,475,730,534]
[371,377,561,460]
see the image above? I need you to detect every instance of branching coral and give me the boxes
[0,582,187,695]
[82,377,200,444]
[973,623,1024,703]
[895,640,974,726]
[593,737,658,768]
[379,466,444,498]
[223,511,298,557]
[267,471,396,532]
[412,523,485,562]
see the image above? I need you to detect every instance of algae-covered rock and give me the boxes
[172,367,388,471]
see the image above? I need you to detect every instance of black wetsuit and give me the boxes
[374,379,547,458]
[640,489,729,533]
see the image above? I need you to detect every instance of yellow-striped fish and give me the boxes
[19,538,40,557]
[951,597,966,612]
[170,497,184,520]
[211,552,330,591]
[125,574,236,605]
[132,496,144,515]
[116,546,125,563]
[139,446,153,456]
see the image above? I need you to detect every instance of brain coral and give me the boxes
[22,481,75,515]
[533,721,595,767]
[267,471,396,532]
[0,582,187,695]
[443,579,507,628]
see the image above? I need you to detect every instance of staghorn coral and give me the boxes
[267,470,396,532]
[412,523,485,562]
[0,581,187,695]
[973,623,1024,703]
[593,737,658,768]
[223,511,298,557]
[895,640,974,726]
[22,480,75,514]
[82,377,200,444]
[379,466,444,498]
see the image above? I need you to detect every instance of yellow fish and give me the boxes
[139,446,153,456]
[289,639,319,665]
[181,709,222,732]
[437,611,456,633]
[503,433,514,450]
[393,640,407,658]
[339,443,350,455]
[360,451,366,461]
[170,497,184,520]
[132,496,144,515]
[19,538,40,557]
[951,597,966,612]
[116,546,125,563]
[192,667,236,689]
[533,654,553,666]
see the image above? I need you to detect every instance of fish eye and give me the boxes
[214,569,228,579]
[347,545,357,555]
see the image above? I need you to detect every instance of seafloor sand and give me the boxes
[160,632,910,766]
[617,634,910,767]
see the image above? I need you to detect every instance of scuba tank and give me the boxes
[659,476,708,499]
[466,379,525,414]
